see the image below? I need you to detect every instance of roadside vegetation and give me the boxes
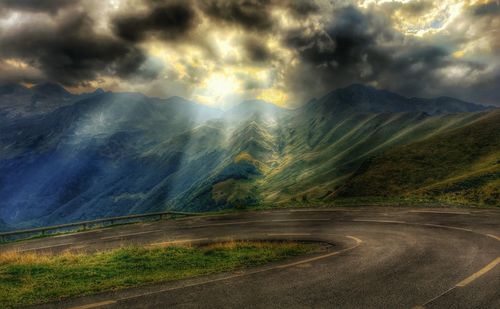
[0,241,320,308]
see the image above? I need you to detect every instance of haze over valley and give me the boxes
[0,83,497,229]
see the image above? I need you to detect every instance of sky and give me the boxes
[0,0,499,108]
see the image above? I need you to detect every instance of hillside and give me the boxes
[336,110,500,206]
[173,87,494,210]
[0,83,496,229]
[0,82,103,119]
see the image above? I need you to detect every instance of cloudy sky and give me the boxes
[0,0,499,107]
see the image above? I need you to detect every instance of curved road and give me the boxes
[2,207,499,308]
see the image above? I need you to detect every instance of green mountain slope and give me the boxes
[169,86,497,211]
[1,83,496,229]
[173,109,495,210]
[335,110,500,206]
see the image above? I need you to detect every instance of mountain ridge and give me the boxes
[306,84,491,115]
[0,83,497,229]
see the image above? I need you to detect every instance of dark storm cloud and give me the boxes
[471,2,500,16]
[0,12,150,86]
[287,0,319,16]
[244,37,272,62]
[283,5,496,105]
[113,2,198,42]
[284,6,390,88]
[0,0,77,14]
[0,0,498,106]
[201,0,274,31]
[285,6,394,69]
[200,0,319,32]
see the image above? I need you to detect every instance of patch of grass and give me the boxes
[0,241,320,308]
[336,110,500,207]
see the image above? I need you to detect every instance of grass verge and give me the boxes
[0,241,321,308]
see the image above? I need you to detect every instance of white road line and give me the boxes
[67,300,117,309]
[351,219,486,239]
[422,224,474,233]
[409,210,470,215]
[187,218,330,229]
[100,230,163,240]
[352,219,406,224]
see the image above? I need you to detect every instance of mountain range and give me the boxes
[0,83,498,229]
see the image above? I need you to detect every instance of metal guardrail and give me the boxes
[0,211,200,244]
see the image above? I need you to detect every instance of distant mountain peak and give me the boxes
[340,83,375,91]
[310,83,489,116]
[32,82,72,96]
[93,88,105,95]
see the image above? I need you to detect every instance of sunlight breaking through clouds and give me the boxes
[0,0,499,106]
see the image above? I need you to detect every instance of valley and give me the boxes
[0,83,498,229]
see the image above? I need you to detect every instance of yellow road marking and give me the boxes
[345,235,363,243]
[67,300,117,309]
[276,235,361,269]
[148,238,209,246]
[100,230,163,240]
[486,234,500,241]
[456,257,500,287]
[110,235,363,304]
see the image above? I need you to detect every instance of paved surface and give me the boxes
[2,207,499,309]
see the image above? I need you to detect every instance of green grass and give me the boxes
[336,110,500,207]
[0,241,320,308]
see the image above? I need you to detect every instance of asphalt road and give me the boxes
[2,207,499,309]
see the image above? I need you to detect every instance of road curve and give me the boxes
[2,207,499,309]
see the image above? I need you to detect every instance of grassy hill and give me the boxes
[335,110,500,206]
[1,84,496,228]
